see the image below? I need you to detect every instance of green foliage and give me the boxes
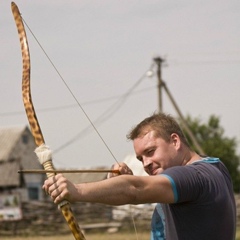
[181,115,240,192]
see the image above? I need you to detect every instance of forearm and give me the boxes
[74,175,143,205]
[43,173,174,205]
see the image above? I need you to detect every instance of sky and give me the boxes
[0,0,240,169]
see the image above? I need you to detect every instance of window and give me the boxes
[28,187,39,200]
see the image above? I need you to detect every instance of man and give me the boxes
[43,113,236,240]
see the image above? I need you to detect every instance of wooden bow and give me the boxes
[11,2,86,239]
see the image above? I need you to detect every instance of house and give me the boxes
[0,126,45,201]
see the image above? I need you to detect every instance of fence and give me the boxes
[0,195,239,236]
[0,201,154,236]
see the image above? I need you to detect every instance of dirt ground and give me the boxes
[0,232,150,240]
[1,229,240,240]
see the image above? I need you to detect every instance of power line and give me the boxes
[0,86,155,117]
[4,15,155,162]
[53,64,154,155]
[168,59,240,66]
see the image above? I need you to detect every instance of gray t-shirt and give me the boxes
[151,157,236,240]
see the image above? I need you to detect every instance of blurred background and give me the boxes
[0,0,239,170]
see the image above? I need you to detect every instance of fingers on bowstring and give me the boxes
[107,163,121,178]
[107,162,133,178]
[119,164,133,175]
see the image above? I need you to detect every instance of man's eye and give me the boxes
[147,149,154,156]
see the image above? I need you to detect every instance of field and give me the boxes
[0,232,149,240]
[0,229,239,240]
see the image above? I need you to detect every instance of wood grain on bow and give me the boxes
[11,2,86,239]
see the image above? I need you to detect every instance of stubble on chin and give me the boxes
[153,168,164,175]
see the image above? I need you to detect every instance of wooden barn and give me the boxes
[0,126,44,201]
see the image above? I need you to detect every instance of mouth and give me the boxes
[145,166,162,175]
[152,167,164,175]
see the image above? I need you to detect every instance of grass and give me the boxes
[0,229,239,240]
[1,226,239,240]
[0,232,149,240]
[236,228,240,240]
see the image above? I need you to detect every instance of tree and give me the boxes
[181,114,240,192]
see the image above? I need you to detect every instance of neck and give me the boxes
[182,150,202,166]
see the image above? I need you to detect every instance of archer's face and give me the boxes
[133,130,180,175]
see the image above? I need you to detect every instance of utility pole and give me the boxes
[153,57,165,113]
[152,56,205,155]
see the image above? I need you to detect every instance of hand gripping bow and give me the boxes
[11,2,86,239]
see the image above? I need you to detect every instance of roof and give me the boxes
[0,126,26,162]
[0,125,43,187]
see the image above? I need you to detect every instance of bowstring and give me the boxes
[22,17,120,166]
[21,16,155,240]
[130,205,139,240]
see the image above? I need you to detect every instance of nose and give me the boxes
[142,157,152,168]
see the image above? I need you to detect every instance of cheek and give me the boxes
[154,149,166,162]
[144,167,151,174]
[154,149,173,166]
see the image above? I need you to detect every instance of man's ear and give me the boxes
[170,133,181,149]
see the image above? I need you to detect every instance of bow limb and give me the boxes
[11,2,85,239]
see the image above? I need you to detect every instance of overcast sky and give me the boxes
[1,0,240,169]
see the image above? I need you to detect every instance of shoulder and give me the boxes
[163,157,224,176]
[161,157,228,188]
[160,157,231,203]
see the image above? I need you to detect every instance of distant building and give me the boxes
[123,154,148,176]
[0,126,44,201]
[64,166,108,183]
